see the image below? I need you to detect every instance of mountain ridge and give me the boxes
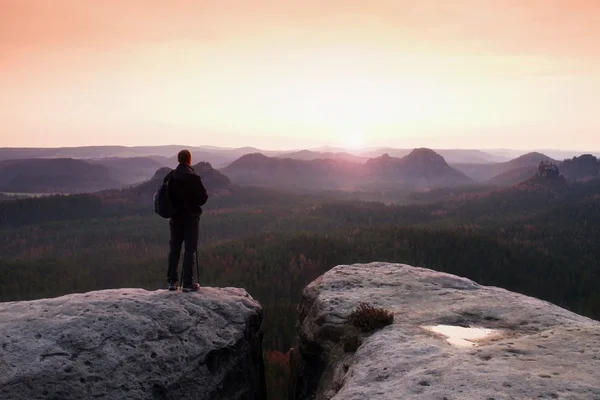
[127,161,232,198]
[0,158,121,193]
[223,148,472,189]
[454,152,557,183]
[365,148,473,186]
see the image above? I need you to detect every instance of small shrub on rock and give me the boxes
[348,302,394,332]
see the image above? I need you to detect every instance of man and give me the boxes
[165,149,208,292]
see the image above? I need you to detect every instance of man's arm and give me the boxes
[194,175,209,206]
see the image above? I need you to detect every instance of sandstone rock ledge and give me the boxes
[290,263,600,400]
[0,288,266,400]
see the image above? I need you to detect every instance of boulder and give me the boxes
[290,262,600,400]
[0,288,265,400]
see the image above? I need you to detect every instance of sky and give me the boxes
[1,0,599,151]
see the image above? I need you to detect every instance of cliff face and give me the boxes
[0,288,266,400]
[290,263,600,400]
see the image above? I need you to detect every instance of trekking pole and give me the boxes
[179,263,184,290]
[195,250,200,286]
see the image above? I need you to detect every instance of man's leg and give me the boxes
[181,216,200,289]
[167,218,185,287]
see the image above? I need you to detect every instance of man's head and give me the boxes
[177,149,192,166]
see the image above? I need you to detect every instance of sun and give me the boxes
[343,133,365,151]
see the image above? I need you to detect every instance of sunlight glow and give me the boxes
[3,8,600,150]
[343,133,365,150]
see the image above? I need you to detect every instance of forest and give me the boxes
[1,178,600,399]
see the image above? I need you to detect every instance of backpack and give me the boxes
[153,171,176,218]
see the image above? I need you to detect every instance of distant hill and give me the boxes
[194,146,281,167]
[560,154,599,181]
[221,153,362,189]
[365,149,473,186]
[515,162,568,190]
[88,157,170,185]
[0,156,175,194]
[0,146,184,160]
[222,149,472,189]
[0,146,279,169]
[530,149,600,161]
[0,158,124,193]
[361,148,508,164]
[488,154,599,186]
[125,162,232,198]
[508,152,557,168]
[454,152,556,182]
[149,167,174,182]
[439,164,600,223]
[194,162,233,192]
[488,165,539,186]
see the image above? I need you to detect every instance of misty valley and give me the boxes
[0,145,599,399]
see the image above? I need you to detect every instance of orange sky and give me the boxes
[1,0,599,150]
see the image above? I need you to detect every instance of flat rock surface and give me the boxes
[0,287,265,400]
[291,262,600,400]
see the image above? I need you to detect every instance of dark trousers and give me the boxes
[167,216,200,284]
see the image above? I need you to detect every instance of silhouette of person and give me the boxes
[164,149,208,291]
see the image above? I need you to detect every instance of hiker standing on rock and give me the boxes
[161,149,208,292]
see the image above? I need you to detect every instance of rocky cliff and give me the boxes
[290,262,600,400]
[0,288,266,400]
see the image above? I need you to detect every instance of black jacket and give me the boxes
[165,164,208,218]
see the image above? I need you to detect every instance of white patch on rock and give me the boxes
[422,324,498,348]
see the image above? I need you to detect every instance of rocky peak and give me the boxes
[514,161,568,189]
[151,166,173,181]
[192,161,232,188]
[0,288,266,400]
[364,153,396,169]
[139,161,230,196]
[536,161,561,180]
[290,262,600,400]
[403,148,447,165]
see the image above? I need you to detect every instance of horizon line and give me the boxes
[1,144,599,154]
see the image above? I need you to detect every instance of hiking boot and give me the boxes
[182,282,200,292]
[167,281,177,291]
